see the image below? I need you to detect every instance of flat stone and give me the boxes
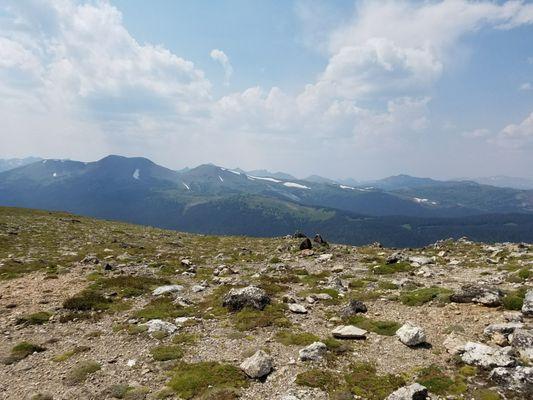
[145,319,177,334]
[461,342,516,369]
[331,325,367,339]
[299,342,327,361]
[152,285,183,296]
[288,303,307,314]
[490,366,533,394]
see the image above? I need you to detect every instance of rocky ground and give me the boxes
[0,207,531,400]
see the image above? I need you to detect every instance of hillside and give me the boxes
[0,156,533,247]
[0,207,531,399]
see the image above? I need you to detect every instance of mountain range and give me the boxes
[0,155,532,247]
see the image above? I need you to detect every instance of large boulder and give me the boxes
[396,323,426,347]
[299,238,312,250]
[490,366,533,394]
[288,303,307,314]
[461,342,516,368]
[386,383,428,400]
[240,350,273,379]
[450,284,503,307]
[299,341,327,361]
[145,319,177,334]
[522,289,533,316]
[222,286,270,311]
[152,285,183,296]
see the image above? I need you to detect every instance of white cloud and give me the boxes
[520,82,532,91]
[494,111,533,148]
[210,49,233,86]
[0,0,532,177]
[463,128,491,138]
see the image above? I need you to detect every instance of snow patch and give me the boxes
[182,182,190,190]
[220,167,241,175]
[133,169,140,180]
[248,175,282,183]
[413,197,438,205]
[218,175,224,182]
[339,185,355,190]
[52,172,57,177]
[283,182,310,189]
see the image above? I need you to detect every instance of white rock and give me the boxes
[126,359,136,367]
[331,325,367,339]
[443,332,467,355]
[483,322,523,337]
[240,350,273,379]
[396,322,426,347]
[145,319,177,334]
[522,289,533,316]
[461,342,516,368]
[490,366,533,393]
[191,284,206,292]
[409,256,433,265]
[152,285,183,296]
[314,293,333,300]
[317,254,333,262]
[298,342,327,361]
[288,304,308,314]
[174,317,194,326]
[386,383,428,400]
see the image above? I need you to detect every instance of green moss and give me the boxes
[65,360,101,385]
[275,330,319,346]
[344,362,405,400]
[107,384,133,399]
[416,365,466,396]
[2,342,46,364]
[232,303,290,331]
[295,369,340,392]
[400,287,452,306]
[345,315,401,336]
[150,345,184,361]
[63,289,112,311]
[473,388,501,400]
[167,362,248,399]
[52,345,91,362]
[517,268,531,280]
[16,311,52,325]
[322,337,351,355]
[134,297,190,320]
[95,275,169,297]
[373,262,413,275]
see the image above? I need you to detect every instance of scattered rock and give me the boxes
[450,284,503,307]
[489,366,533,394]
[222,286,270,311]
[298,342,327,361]
[144,319,177,334]
[240,350,273,379]
[288,303,307,314]
[386,383,428,400]
[299,238,312,250]
[339,300,367,318]
[510,328,533,361]
[461,342,516,368]
[443,332,467,355]
[522,289,533,316]
[409,256,433,266]
[396,322,426,347]
[331,325,367,339]
[152,285,183,296]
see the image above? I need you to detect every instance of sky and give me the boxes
[0,0,532,180]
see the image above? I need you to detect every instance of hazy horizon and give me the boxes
[1,0,532,180]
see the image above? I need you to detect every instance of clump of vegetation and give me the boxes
[345,315,401,336]
[231,303,290,331]
[172,333,198,345]
[473,388,501,400]
[150,345,184,361]
[295,369,340,393]
[275,330,319,346]
[322,337,351,355]
[502,287,527,310]
[2,342,46,365]
[134,298,190,320]
[52,345,91,362]
[344,362,405,400]
[106,384,133,399]
[63,289,112,311]
[372,262,413,275]
[65,360,101,385]
[15,311,52,325]
[167,361,248,399]
[415,365,466,396]
[400,287,452,306]
[96,275,169,297]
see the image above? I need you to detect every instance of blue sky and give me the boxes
[0,0,532,179]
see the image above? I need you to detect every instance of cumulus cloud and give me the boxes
[520,82,532,91]
[493,111,533,148]
[210,49,233,86]
[0,0,532,177]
